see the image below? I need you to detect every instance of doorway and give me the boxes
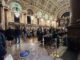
[14,15,20,23]
[27,16,31,24]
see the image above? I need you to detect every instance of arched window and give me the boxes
[27,9,33,15]
[61,12,70,18]
[27,16,31,24]
[14,15,20,23]
[61,12,70,26]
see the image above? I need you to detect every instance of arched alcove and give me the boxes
[27,9,33,15]
[61,12,70,18]
[58,12,70,27]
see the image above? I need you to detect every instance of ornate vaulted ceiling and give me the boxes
[5,0,70,19]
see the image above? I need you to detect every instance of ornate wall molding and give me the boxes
[54,3,70,19]
[4,0,70,19]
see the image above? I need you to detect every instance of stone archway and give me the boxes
[60,12,70,26]
[61,12,70,18]
[55,4,71,27]
[54,2,70,19]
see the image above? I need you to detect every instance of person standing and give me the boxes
[37,27,43,43]
[23,27,27,41]
[15,27,21,44]
[0,28,6,60]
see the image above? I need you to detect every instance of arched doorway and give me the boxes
[61,12,70,18]
[14,15,20,23]
[27,9,33,24]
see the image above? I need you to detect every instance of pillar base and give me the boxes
[67,24,80,51]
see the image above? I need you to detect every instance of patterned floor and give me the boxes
[4,37,69,60]
[5,37,53,60]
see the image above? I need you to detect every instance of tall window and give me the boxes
[14,15,20,23]
[27,16,31,24]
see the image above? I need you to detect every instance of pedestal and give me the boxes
[67,24,80,51]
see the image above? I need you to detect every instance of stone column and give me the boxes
[24,13,27,26]
[71,0,80,24]
[0,0,6,30]
[67,0,80,51]
[4,8,8,29]
[1,6,5,30]
[0,2,2,23]
[37,18,39,25]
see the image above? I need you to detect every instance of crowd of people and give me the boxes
[0,25,22,60]
[36,27,67,47]
[0,24,67,60]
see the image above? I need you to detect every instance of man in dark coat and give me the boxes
[5,27,15,46]
[0,31,6,60]
[15,27,21,44]
[23,27,27,41]
[37,27,43,43]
